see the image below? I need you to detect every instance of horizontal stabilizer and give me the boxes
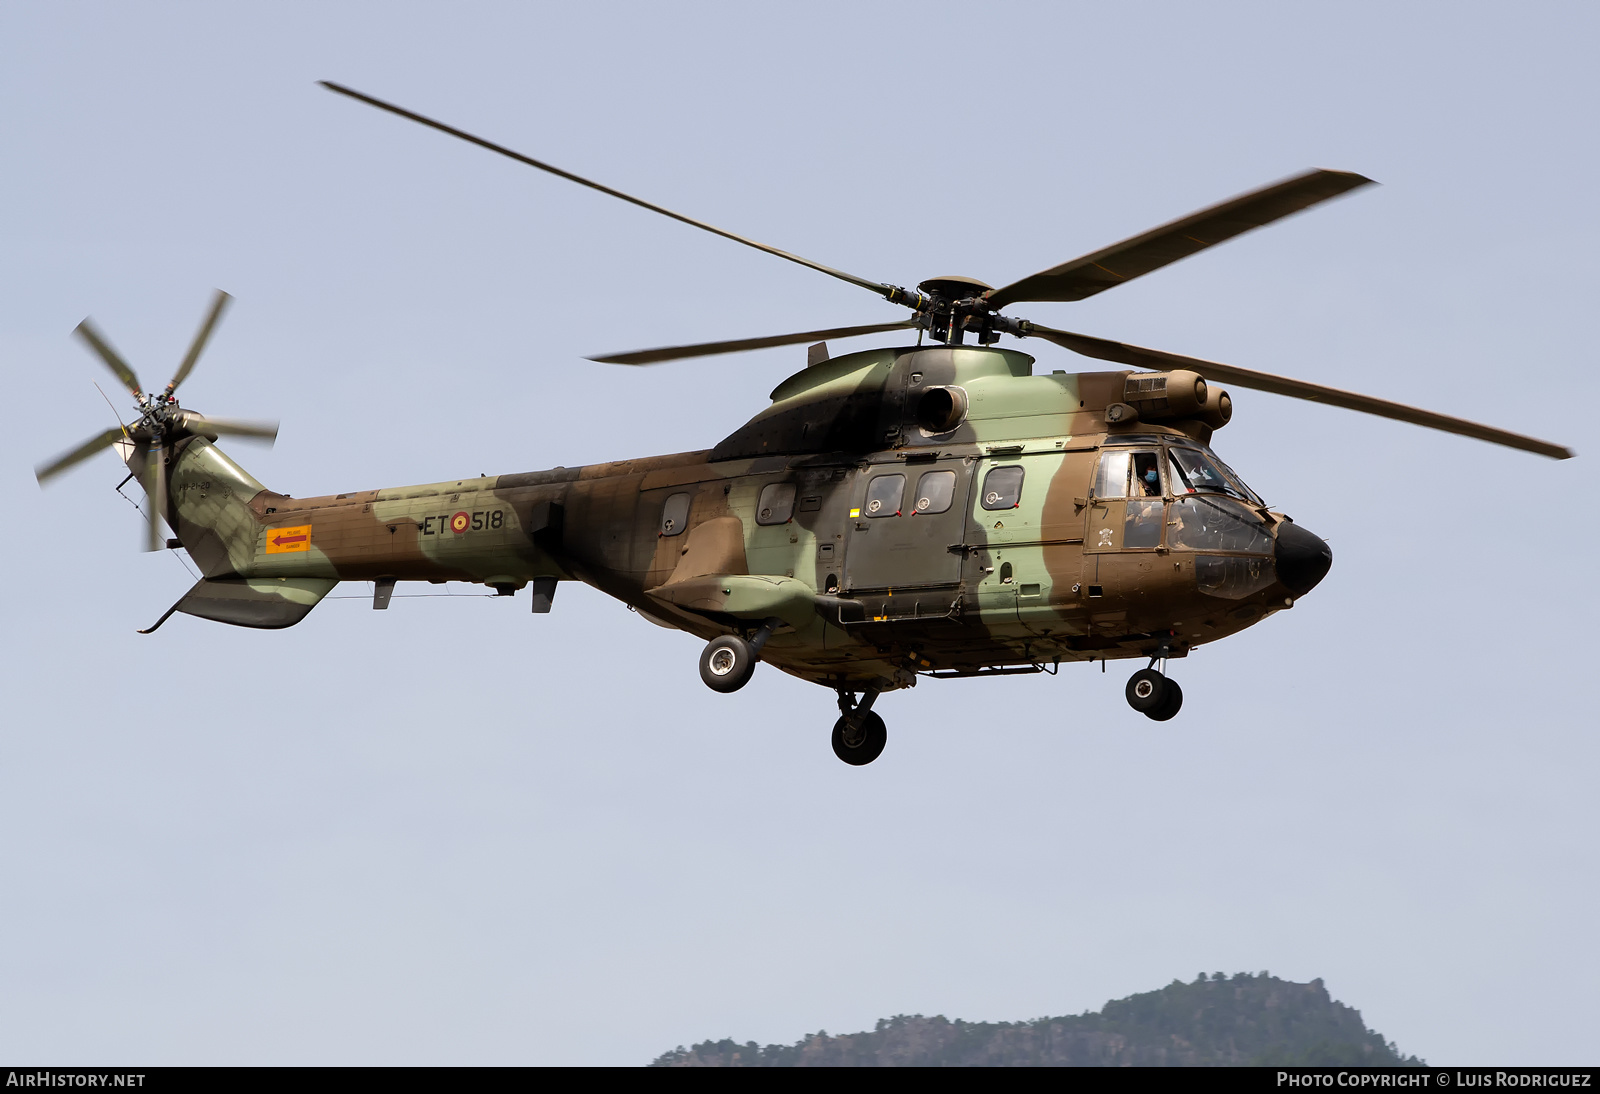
[141,576,338,632]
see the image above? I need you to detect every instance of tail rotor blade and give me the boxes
[198,416,279,442]
[34,427,128,485]
[74,320,143,399]
[140,445,167,552]
[165,290,232,397]
[150,456,166,552]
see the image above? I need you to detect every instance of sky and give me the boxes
[1,0,1595,1067]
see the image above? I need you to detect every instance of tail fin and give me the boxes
[134,436,338,630]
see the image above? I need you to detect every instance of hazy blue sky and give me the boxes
[2,1,1595,1066]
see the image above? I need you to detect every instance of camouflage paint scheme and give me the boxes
[147,344,1312,693]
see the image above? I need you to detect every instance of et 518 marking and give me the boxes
[423,510,504,535]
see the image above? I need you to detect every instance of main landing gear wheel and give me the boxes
[1147,678,1183,721]
[831,710,888,766]
[699,634,756,693]
[1126,668,1183,721]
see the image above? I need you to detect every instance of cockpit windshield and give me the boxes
[1167,447,1261,505]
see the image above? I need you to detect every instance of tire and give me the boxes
[1145,678,1183,721]
[699,634,756,693]
[831,710,887,766]
[1125,668,1170,713]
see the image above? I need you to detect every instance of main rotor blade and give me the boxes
[320,81,890,298]
[74,319,143,398]
[165,289,232,396]
[1021,323,1573,460]
[198,416,279,442]
[589,320,918,366]
[989,170,1375,309]
[34,426,127,484]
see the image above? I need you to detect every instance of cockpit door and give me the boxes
[1085,448,1166,554]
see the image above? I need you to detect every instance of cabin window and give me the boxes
[864,474,905,518]
[980,465,1024,510]
[912,470,957,515]
[756,482,797,525]
[660,492,691,536]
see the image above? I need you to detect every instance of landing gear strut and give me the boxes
[831,689,887,765]
[698,617,782,693]
[1125,643,1183,721]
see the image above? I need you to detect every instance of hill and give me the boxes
[650,972,1423,1067]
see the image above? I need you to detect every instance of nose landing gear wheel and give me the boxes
[1126,668,1183,721]
[699,634,756,693]
[831,710,887,766]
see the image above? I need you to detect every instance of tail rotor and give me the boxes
[35,290,279,551]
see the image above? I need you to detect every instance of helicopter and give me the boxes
[35,82,1574,766]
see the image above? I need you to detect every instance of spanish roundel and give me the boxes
[450,511,471,534]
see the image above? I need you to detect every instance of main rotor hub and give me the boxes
[914,275,1005,346]
[916,275,993,300]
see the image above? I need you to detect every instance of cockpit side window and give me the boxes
[1132,452,1161,497]
[1092,449,1162,499]
[1092,450,1130,498]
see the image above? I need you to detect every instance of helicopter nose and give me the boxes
[1275,521,1332,596]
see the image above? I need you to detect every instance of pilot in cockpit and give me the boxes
[1132,451,1162,496]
